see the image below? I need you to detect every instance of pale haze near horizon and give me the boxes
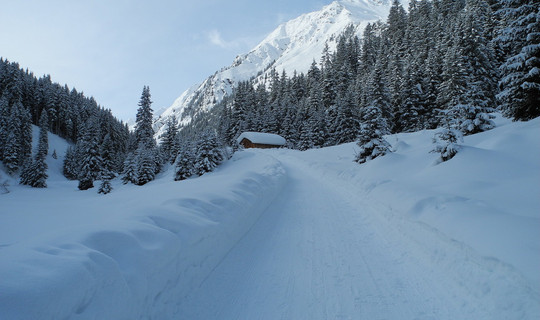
[0,0,329,122]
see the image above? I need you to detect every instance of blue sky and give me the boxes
[0,0,329,121]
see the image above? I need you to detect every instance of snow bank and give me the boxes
[285,115,540,290]
[0,150,286,319]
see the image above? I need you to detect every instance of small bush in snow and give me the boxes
[98,179,112,194]
[431,128,463,163]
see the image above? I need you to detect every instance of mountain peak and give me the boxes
[339,0,391,5]
[154,0,395,136]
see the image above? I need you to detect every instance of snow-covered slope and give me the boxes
[1,115,539,319]
[0,145,286,319]
[154,0,394,136]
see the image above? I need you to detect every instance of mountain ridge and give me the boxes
[154,0,398,137]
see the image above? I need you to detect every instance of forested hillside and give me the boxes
[1,0,538,191]
[181,0,538,153]
[0,58,131,188]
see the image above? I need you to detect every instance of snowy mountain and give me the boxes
[154,0,397,136]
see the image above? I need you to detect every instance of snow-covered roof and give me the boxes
[237,132,287,146]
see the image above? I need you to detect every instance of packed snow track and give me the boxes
[175,150,539,319]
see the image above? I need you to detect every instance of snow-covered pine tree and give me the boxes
[355,104,392,164]
[132,86,158,184]
[63,146,78,180]
[134,86,156,148]
[334,90,361,144]
[122,152,137,184]
[100,133,116,179]
[18,157,32,186]
[98,150,114,194]
[497,0,540,120]
[452,0,497,134]
[431,127,463,163]
[77,117,102,190]
[397,63,424,132]
[218,104,234,146]
[297,105,316,151]
[3,104,21,174]
[437,4,497,136]
[98,177,112,194]
[384,0,407,127]
[36,111,48,160]
[174,143,194,181]
[135,143,156,186]
[0,94,9,161]
[194,131,223,176]
[3,131,20,175]
[20,111,49,188]
[355,63,392,164]
[18,103,33,167]
[161,115,178,164]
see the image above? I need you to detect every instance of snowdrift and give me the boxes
[289,116,540,290]
[0,150,286,319]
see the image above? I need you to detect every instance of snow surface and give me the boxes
[1,115,539,319]
[154,0,395,135]
[237,131,287,146]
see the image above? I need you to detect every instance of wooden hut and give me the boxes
[237,132,287,149]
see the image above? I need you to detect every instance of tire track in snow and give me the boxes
[174,151,539,319]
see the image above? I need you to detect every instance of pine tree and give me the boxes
[364,59,392,134]
[497,0,540,120]
[18,103,32,166]
[3,103,22,174]
[98,178,112,194]
[194,131,223,176]
[63,146,78,180]
[174,143,194,181]
[134,86,155,148]
[100,133,116,179]
[18,157,32,186]
[25,156,48,188]
[122,152,137,184]
[135,143,156,186]
[437,3,497,135]
[77,118,102,190]
[397,63,424,132]
[20,111,49,188]
[355,104,391,164]
[161,115,178,163]
[3,130,20,174]
[37,111,48,160]
[431,127,463,162]
[334,90,361,144]
[0,94,9,157]
[98,150,114,194]
[131,86,158,184]
[297,105,315,151]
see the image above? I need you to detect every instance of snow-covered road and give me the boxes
[2,118,538,319]
[175,152,538,320]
